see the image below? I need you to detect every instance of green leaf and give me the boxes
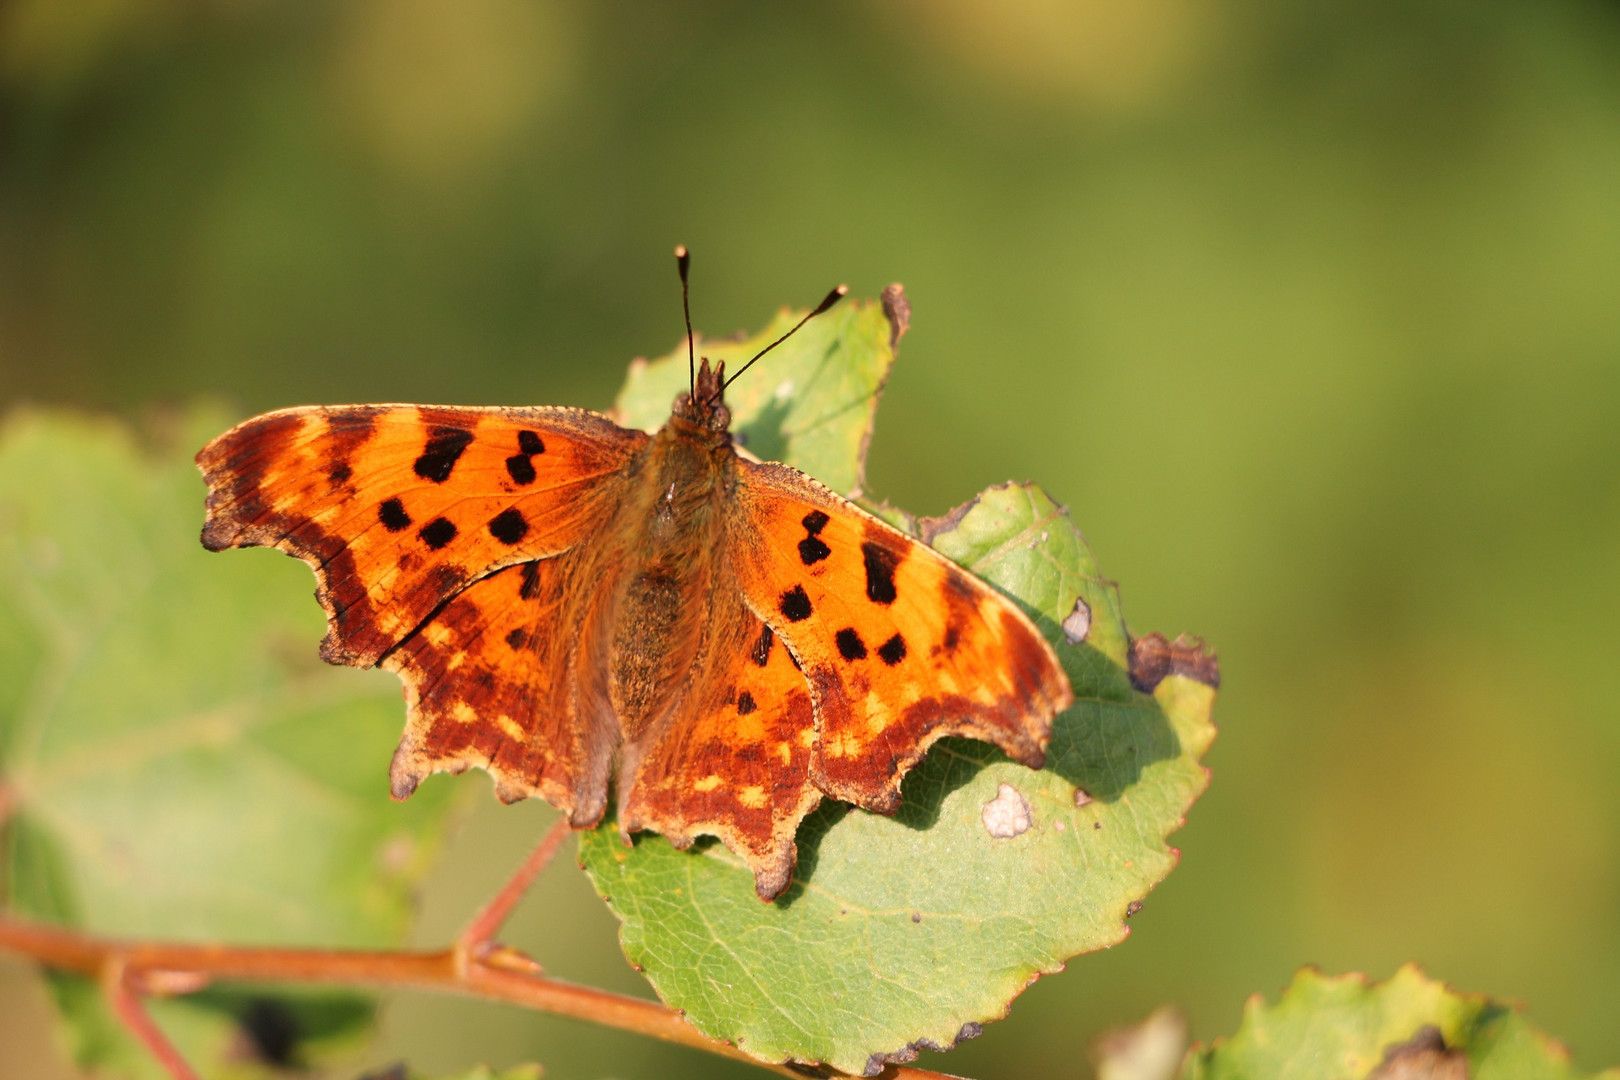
[1182,965,1620,1080]
[612,287,906,496]
[0,408,463,1077]
[583,294,1217,1075]
[391,1064,544,1080]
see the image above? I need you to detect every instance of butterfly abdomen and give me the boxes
[604,419,731,745]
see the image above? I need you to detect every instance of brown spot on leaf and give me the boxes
[1369,1026,1469,1080]
[1129,632,1219,693]
[880,282,911,350]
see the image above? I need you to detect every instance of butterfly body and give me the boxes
[200,357,1072,900]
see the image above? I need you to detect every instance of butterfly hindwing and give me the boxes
[729,461,1073,814]
[618,586,820,900]
[383,549,624,828]
[198,404,647,666]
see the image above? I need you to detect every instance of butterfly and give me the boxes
[196,249,1073,901]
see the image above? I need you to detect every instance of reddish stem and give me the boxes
[101,958,203,1080]
[0,914,966,1080]
[457,815,572,957]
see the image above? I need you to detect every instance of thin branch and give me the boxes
[456,815,572,962]
[101,957,202,1080]
[0,913,967,1080]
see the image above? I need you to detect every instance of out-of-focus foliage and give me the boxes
[1182,966,1620,1080]
[2,1,1618,1079]
[0,410,462,1077]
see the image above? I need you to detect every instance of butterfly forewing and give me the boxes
[728,461,1073,813]
[198,404,646,665]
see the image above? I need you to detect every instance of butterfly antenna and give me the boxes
[676,245,695,398]
[717,283,849,398]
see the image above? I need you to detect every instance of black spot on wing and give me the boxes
[505,455,536,485]
[379,498,412,532]
[737,690,757,715]
[488,507,528,545]
[877,633,907,666]
[798,536,831,564]
[328,463,352,485]
[414,426,474,482]
[797,510,832,564]
[751,624,774,667]
[419,517,457,549]
[505,628,529,650]
[861,540,901,605]
[505,430,546,485]
[835,628,867,661]
[779,585,813,622]
[518,561,542,599]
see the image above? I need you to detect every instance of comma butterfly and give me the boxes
[197,250,1073,900]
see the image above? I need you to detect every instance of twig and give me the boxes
[101,957,202,1080]
[455,815,571,971]
[0,913,967,1080]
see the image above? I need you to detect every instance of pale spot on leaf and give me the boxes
[982,782,1032,839]
[1063,596,1091,644]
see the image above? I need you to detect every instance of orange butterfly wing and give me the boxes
[617,588,819,900]
[199,397,1072,901]
[382,549,622,828]
[728,461,1073,815]
[197,404,646,666]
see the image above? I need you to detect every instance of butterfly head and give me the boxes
[671,356,733,433]
[667,245,846,438]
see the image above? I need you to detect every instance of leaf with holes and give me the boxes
[585,351,1218,1074]
[1183,965,1620,1080]
[0,409,462,1078]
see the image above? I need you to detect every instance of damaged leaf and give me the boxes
[585,309,1217,1075]
[1183,965,1620,1080]
[0,409,462,1078]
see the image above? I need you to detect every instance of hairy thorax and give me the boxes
[604,418,734,743]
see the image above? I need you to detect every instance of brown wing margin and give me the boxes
[197,403,647,667]
[727,460,1073,815]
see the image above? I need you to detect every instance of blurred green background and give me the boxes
[2,1,1618,1077]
